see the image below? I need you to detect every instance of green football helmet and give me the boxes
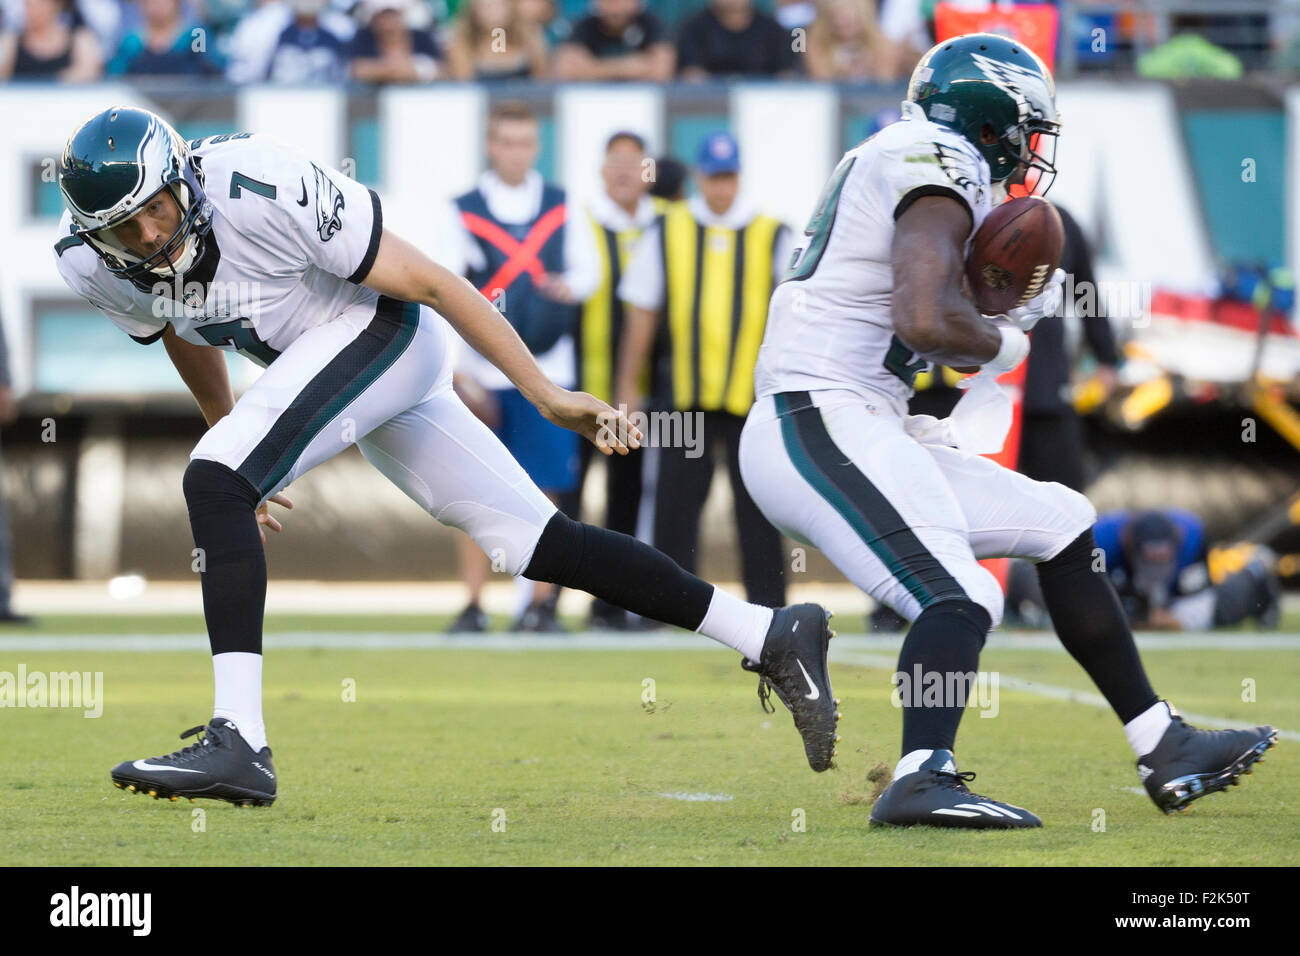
[906,33,1060,194]
[58,106,212,284]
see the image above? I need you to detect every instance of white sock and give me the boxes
[894,749,936,779]
[1125,700,1173,758]
[696,588,773,661]
[212,651,267,752]
[513,574,535,617]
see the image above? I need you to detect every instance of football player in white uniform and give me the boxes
[740,34,1277,827]
[55,106,843,806]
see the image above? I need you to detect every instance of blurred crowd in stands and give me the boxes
[3,0,1300,85]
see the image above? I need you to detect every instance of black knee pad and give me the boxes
[523,510,585,587]
[913,599,993,650]
[183,459,261,518]
[1038,528,1096,580]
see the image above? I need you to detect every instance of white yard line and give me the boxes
[831,649,1300,742]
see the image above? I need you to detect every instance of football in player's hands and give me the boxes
[965,196,1065,316]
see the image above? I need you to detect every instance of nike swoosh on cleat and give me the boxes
[796,659,820,700]
[296,180,309,206]
[131,760,203,774]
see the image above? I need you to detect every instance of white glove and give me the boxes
[1000,267,1065,332]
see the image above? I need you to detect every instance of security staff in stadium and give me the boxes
[615,131,792,608]
[447,100,601,632]
[649,155,687,202]
[562,130,665,629]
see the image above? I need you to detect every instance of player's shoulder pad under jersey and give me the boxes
[191,133,314,224]
[52,210,111,294]
[871,112,990,220]
[192,133,379,280]
[52,210,165,340]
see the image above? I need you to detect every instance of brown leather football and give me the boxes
[965,196,1065,315]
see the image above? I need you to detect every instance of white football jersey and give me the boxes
[54,133,384,367]
[754,101,995,413]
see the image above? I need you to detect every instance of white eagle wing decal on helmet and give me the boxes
[968,51,1052,124]
[311,162,345,242]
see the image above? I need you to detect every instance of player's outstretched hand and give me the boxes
[256,492,294,543]
[539,387,643,457]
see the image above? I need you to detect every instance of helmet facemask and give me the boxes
[1001,117,1060,197]
[81,178,208,282]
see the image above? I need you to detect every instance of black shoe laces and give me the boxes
[155,723,226,766]
[739,658,779,714]
[932,768,978,792]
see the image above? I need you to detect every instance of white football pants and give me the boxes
[191,296,558,575]
[739,389,1096,626]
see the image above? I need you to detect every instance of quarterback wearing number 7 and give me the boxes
[54,106,842,807]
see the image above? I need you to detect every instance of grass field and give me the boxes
[1,614,1295,866]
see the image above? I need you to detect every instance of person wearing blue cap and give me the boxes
[614,131,794,610]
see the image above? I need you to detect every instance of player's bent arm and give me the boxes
[892,195,1003,368]
[162,325,235,427]
[360,228,561,409]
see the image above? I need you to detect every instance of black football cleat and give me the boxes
[1137,710,1277,814]
[111,718,277,807]
[742,603,840,772]
[512,594,568,633]
[586,601,629,632]
[869,750,1042,829]
[447,602,489,634]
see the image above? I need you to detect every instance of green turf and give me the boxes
[0,625,1294,866]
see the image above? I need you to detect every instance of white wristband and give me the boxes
[985,325,1029,373]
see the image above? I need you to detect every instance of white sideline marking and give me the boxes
[833,649,1300,743]
[658,792,734,802]
[3,631,1296,742]
[5,631,1300,652]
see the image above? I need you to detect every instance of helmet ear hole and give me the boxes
[979,124,998,146]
